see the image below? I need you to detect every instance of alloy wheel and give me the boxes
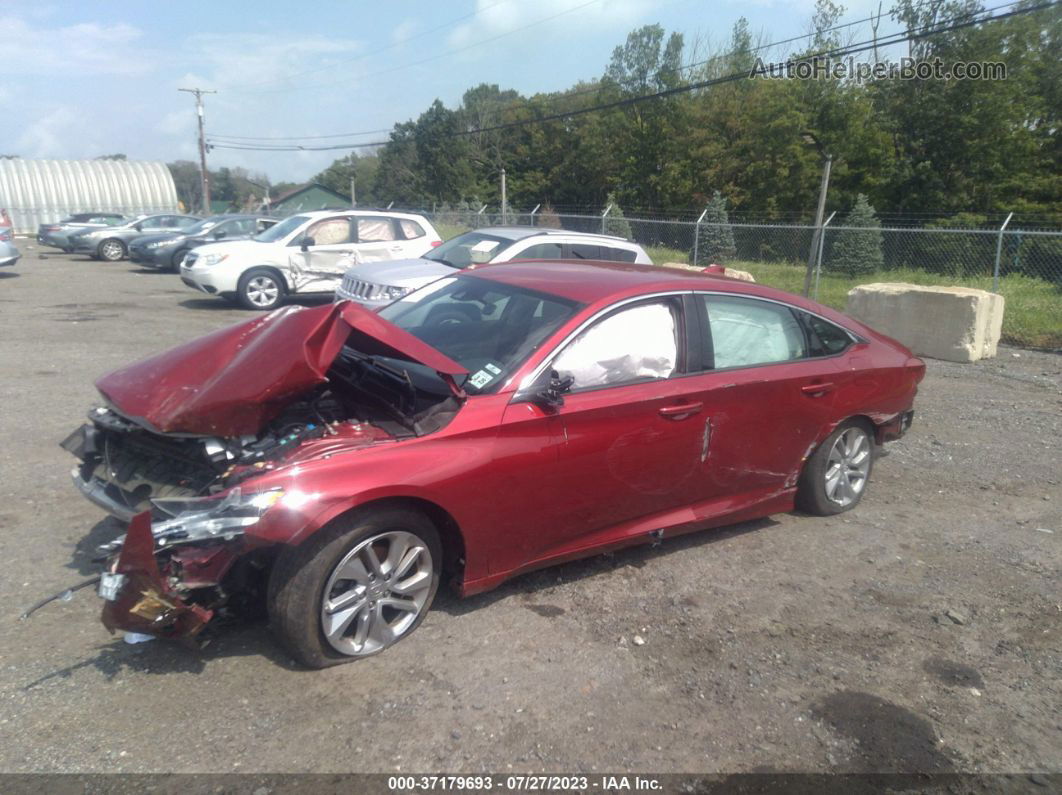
[320,530,434,657]
[100,240,124,261]
[246,275,279,307]
[824,427,871,507]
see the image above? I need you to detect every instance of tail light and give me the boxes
[906,356,926,384]
[430,240,443,247]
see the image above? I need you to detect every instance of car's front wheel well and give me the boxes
[322,497,467,584]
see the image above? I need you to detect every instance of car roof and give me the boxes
[463,259,813,309]
[468,225,634,243]
[294,209,428,220]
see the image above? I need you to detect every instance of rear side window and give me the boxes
[568,243,601,260]
[516,242,563,260]
[799,312,854,356]
[702,295,806,369]
[399,219,425,239]
[602,246,637,263]
[357,217,397,242]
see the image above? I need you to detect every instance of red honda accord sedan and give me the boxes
[62,260,924,667]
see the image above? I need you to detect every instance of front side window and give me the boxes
[174,216,198,229]
[357,218,397,242]
[425,231,512,268]
[703,295,806,369]
[553,301,678,390]
[306,217,352,246]
[257,214,308,243]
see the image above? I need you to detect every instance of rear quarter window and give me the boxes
[399,219,425,239]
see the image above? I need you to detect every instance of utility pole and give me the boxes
[350,176,357,207]
[803,154,832,297]
[179,87,216,214]
[500,168,507,224]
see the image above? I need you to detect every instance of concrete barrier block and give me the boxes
[659,262,756,282]
[845,283,1005,363]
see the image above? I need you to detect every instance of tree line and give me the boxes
[307,0,1060,227]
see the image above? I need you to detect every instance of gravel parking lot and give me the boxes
[0,242,1059,776]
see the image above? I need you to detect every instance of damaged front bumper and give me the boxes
[99,512,217,642]
[95,489,287,641]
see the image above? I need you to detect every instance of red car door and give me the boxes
[497,295,710,569]
[680,293,847,511]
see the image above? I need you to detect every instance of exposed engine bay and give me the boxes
[62,344,462,521]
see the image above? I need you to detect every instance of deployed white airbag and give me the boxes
[554,302,676,388]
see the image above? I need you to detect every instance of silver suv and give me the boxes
[334,226,651,306]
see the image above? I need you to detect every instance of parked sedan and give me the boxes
[62,261,923,667]
[129,215,277,271]
[0,239,19,268]
[70,214,201,261]
[37,213,127,251]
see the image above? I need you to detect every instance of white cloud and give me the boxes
[182,32,366,93]
[448,0,654,49]
[0,16,150,75]
[391,18,418,45]
[16,106,92,158]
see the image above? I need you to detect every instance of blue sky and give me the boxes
[1,0,893,182]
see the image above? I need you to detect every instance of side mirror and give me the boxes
[300,236,315,252]
[519,368,574,410]
[212,229,227,240]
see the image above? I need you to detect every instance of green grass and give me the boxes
[645,250,1062,349]
[434,222,471,241]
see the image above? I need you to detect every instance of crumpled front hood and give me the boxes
[95,302,469,437]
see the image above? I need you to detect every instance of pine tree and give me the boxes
[829,194,884,276]
[694,191,736,265]
[603,192,633,239]
[537,202,562,229]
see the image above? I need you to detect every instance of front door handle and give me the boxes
[658,402,703,419]
[801,382,835,396]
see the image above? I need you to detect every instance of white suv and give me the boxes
[180,209,441,310]
[334,227,651,306]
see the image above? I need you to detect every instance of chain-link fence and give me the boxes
[400,206,1061,350]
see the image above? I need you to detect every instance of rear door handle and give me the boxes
[801,382,835,396]
[658,402,703,419]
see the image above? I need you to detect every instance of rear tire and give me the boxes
[97,238,126,261]
[796,420,875,516]
[267,507,441,669]
[236,267,286,310]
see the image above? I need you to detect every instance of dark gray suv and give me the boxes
[129,215,277,271]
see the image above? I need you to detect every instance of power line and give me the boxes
[207,1,1057,153]
[235,0,602,95]
[208,1,912,144]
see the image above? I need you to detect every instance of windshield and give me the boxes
[425,231,514,268]
[378,275,581,394]
[184,216,226,235]
[254,214,307,243]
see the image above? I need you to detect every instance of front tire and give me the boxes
[796,420,875,515]
[170,248,188,271]
[268,507,441,668]
[97,238,126,261]
[236,267,286,310]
